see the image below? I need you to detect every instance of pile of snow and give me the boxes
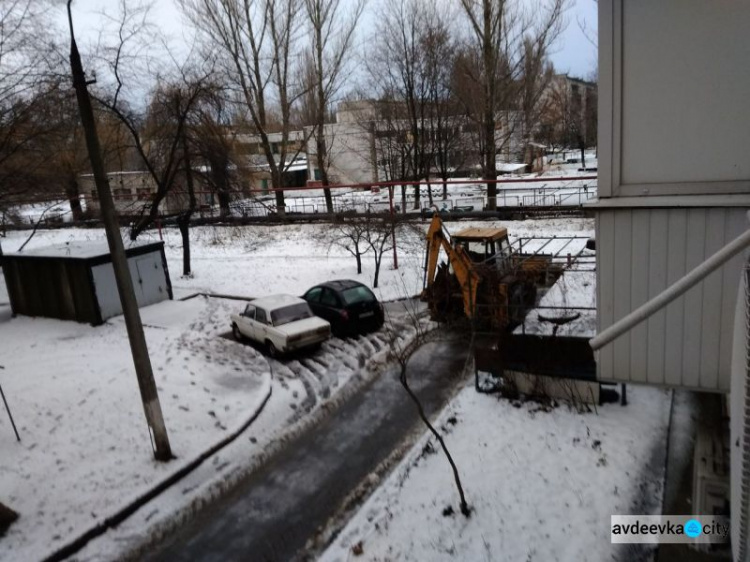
[322,384,671,562]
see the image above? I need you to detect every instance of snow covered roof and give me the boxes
[496,163,527,173]
[4,240,162,260]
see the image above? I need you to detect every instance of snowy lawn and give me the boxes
[0,216,594,560]
[0,217,593,303]
[321,384,670,562]
[0,296,273,561]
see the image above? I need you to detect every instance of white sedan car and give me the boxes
[230,294,331,357]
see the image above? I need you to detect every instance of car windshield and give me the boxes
[341,286,376,306]
[271,303,314,326]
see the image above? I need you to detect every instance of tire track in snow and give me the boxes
[305,356,338,389]
[300,358,337,394]
[273,361,317,417]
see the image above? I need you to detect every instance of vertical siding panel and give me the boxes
[647,209,669,385]
[664,209,688,387]
[613,210,633,381]
[682,209,706,388]
[598,211,616,381]
[719,209,748,390]
[629,210,650,382]
[700,208,726,391]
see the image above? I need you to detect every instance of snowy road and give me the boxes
[144,338,469,562]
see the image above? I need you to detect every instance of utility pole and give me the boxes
[66,1,172,461]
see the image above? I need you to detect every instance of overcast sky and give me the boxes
[59,0,598,82]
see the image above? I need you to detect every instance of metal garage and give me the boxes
[0,241,172,325]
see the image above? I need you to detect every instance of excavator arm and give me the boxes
[424,214,481,318]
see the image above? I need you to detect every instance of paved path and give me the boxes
[146,338,468,562]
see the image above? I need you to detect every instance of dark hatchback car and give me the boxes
[302,280,384,337]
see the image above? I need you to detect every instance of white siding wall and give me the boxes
[599,0,750,198]
[597,208,747,392]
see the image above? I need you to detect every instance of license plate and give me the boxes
[360,312,374,318]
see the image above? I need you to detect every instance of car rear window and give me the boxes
[341,286,376,305]
[271,303,314,326]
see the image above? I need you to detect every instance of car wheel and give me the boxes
[232,323,243,341]
[266,340,279,358]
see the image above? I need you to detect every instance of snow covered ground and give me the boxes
[321,383,671,562]
[0,296,273,561]
[0,291,421,562]
[0,216,595,560]
[3,200,85,225]
[0,216,594,302]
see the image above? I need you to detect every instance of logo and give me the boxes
[684,519,702,538]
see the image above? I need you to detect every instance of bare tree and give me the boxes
[329,216,370,274]
[383,300,471,517]
[179,0,310,217]
[363,213,394,289]
[191,86,241,217]
[421,9,465,201]
[456,0,567,209]
[369,0,434,211]
[303,0,364,213]
[0,0,57,212]
[97,73,214,240]
[541,75,596,167]
[518,37,555,167]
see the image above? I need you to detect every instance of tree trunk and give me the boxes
[178,215,191,277]
[66,177,83,221]
[356,251,362,274]
[484,115,497,210]
[217,191,230,217]
[442,178,448,200]
[580,141,586,169]
[373,255,381,288]
[317,130,334,214]
[272,169,286,217]
[181,130,197,276]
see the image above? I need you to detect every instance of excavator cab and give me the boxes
[451,227,513,272]
[422,214,539,331]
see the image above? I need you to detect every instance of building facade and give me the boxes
[593,2,750,558]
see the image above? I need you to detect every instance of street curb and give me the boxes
[40,373,274,562]
[120,321,435,562]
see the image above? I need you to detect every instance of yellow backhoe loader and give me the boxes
[422,214,559,330]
